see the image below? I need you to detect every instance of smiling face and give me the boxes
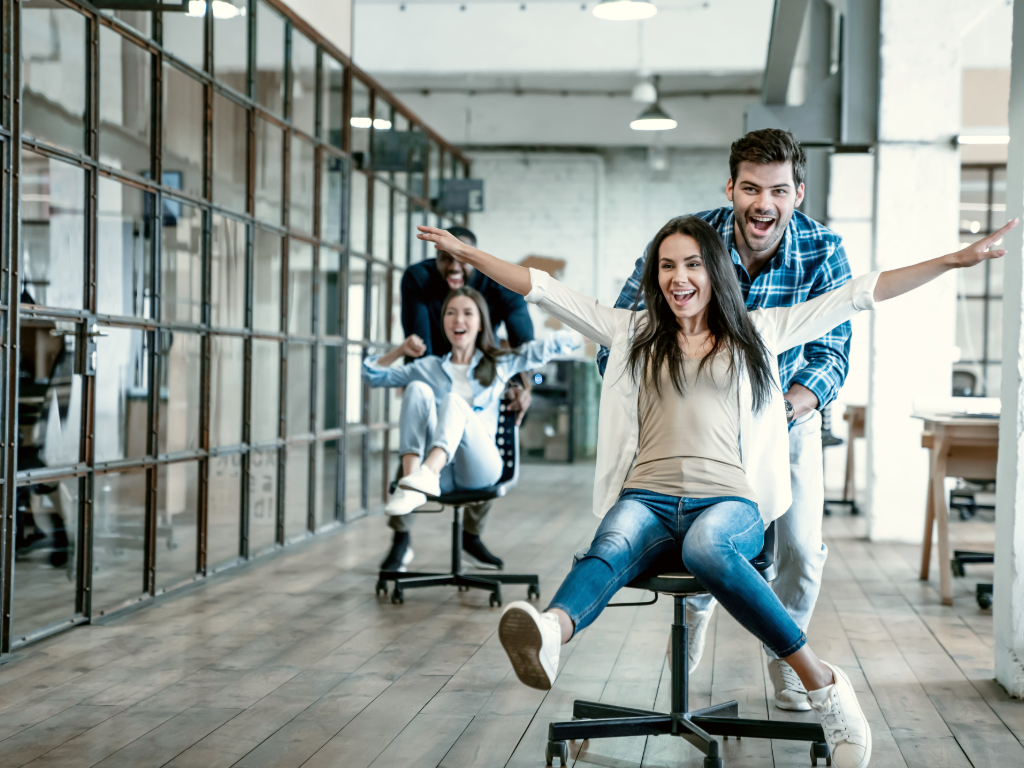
[443,294,482,354]
[726,161,805,254]
[436,236,476,290]
[657,233,713,326]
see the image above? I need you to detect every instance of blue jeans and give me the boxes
[548,489,807,658]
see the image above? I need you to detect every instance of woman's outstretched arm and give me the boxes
[874,218,1017,302]
[417,226,533,295]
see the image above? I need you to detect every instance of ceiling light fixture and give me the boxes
[593,0,657,21]
[957,134,1009,145]
[630,76,676,131]
[186,0,245,19]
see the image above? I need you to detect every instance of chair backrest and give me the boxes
[495,403,520,492]
[952,370,977,397]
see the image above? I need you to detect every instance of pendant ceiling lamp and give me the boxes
[593,0,657,21]
[629,76,677,131]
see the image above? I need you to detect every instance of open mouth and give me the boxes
[446,273,465,289]
[748,214,776,236]
[671,288,696,308]
[452,328,468,336]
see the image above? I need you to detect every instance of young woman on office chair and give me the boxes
[363,286,577,522]
[416,216,1016,768]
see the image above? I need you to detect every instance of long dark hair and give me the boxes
[441,287,513,387]
[625,216,776,412]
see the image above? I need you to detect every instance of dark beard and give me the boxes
[738,212,789,253]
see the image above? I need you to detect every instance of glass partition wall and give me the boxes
[0,0,470,653]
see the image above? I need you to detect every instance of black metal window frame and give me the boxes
[0,0,470,653]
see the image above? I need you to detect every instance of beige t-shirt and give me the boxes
[623,353,755,501]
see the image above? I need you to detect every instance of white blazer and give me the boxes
[524,267,880,525]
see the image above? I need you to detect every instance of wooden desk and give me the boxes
[842,405,866,505]
[914,413,998,605]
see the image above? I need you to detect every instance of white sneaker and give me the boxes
[498,601,561,690]
[807,662,872,768]
[397,466,442,498]
[666,604,713,674]
[769,658,811,711]
[385,487,427,516]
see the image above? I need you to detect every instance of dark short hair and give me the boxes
[445,226,477,246]
[729,129,806,188]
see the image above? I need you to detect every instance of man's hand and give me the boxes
[506,385,533,426]
[399,334,427,358]
[783,383,818,423]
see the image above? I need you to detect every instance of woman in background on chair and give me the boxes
[416,216,1017,768]
[363,287,577,548]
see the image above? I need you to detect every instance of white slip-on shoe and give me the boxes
[498,601,562,690]
[397,466,442,498]
[807,662,872,768]
[769,658,812,711]
[666,604,713,674]
[385,487,427,516]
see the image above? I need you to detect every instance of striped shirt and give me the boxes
[596,207,852,410]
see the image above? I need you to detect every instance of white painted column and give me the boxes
[863,1,966,542]
[994,0,1024,701]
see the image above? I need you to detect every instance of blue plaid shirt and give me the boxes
[596,207,852,409]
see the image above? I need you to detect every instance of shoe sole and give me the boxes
[462,554,503,571]
[499,608,552,691]
[397,479,440,498]
[773,696,812,712]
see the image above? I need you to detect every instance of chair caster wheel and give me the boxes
[527,584,540,600]
[978,592,993,609]
[545,739,568,766]
[489,591,502,608]
[375,579,387,597]
[703,758,723,768]
[810,741,830,766]
[391,589,404,605]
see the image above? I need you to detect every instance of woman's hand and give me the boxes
[418,226,472,260]
[400,334,427,359]
[947,218,1017,268]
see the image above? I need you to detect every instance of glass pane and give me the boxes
[351,171,368,254]
[345,433,363,517]
[323,55,344,149]
[18,319,83,469]
[315,439,339,529]
[255,116,283,225]
[291,31,316,135]
[164,3,205,70]
[348,257,366,341]
[370,263,389,344]
[208,453,242,570]
[290,136,315,235]
[985,363,1002,398]
[254,230,281,332]
[95,327,150,464]
[106,9,152,39]
[93,469,146,613]
[284,444,309,540]
[987,298,1002,362]
[993,168,1007,224]
[287,343,312,435]
[158,330,201,455]
[373,180,391,260]
[255,0,285,114]
[959,168,989,234]
[429,140,441,189]
[368,430,385,510]
[251,339,280,443]
[161,199,203,324]
[322,154,347,246]
[409,205,427,264]
[248,448,279,554]
[156,461,199,591]
[99,27,152,175]
[12,476,78,639]
[210,335,244,447]
[319,249,341,336]
[213,93,248,213]
[317,344,340,431]
[213,0,249,92]
[20,149,85,310]
[288,241,314,335]
[22,3,87,154]
[347,346,363,424]
[97,178,153,318]
[391,270,402,346]
[211,215,246,328]
[956,298,985,364]
[163,64,205,200]
[990,254,1005,295]
[393,193,408,266]
[350,78,371,168]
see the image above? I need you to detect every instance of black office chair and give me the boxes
[545,522,830,768]
[375,403,540,607]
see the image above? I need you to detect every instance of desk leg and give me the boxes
[920,475,934,582]
[844,441,855,503]
[931,436,953,606]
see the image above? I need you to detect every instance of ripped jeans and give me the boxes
[547,489,807,658]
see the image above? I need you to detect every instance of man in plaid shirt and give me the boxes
[597,129,851,712]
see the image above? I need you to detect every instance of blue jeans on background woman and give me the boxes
[547,489,807,658]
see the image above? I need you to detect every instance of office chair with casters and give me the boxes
[375,404,540,607]
[545,522,830,768]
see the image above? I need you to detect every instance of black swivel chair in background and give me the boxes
[376,404,541,607]
[545,522,830,768]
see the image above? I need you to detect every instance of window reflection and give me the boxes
[321,154,347,246]
[99,27,152,175]
[291,31,317,135]
[315,439,339,529]
[350,171,368,254]
[393,193,408,266]
[287,343,312,436]
[156,461,199,591]
[20,148,86,310]
[370,263,390,344]
[290,135,315,234]
[255,116,284,225]
[322,55,344,149]
[158,331,201,455]
[95,327,150,464]
[317,344,340,431]
[22,3,87,154]
[161,200,203,325]
[163,64,205,200]
[319,249,341,336]
[350,78,371,167]
[211,215,246,328]
[97,177,153,318]
[208,453,242,570]
[347,257,367,341]
[255,0,285,115]
[248,448,278,554]
[284,443,309,540]
[164,2,205,69]
[210,335,244,447]
[345,433,363,518]
[251,339,280,443]
[254,230,282,332]
[213,0,249,92]
[288,241,314,335]
[373,180,391,260]
[93,469,146,613]
[213,93,248,213]
[346,346,363,425]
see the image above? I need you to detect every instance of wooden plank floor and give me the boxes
[1,464,1021,768]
